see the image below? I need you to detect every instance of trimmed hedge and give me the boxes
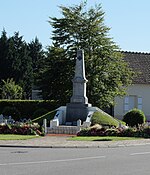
[32,108,49,119]
[0,100,58,120]
[123,108,146,127]
[2,106,21,121]
[32,110,56,126]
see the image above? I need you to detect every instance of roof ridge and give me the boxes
[121,51,150,55]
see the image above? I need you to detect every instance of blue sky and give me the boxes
[1,0,150,52]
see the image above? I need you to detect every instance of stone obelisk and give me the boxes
[66,50,91,125]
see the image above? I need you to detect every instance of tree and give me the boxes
[28,37,46,83]
[42,2,134,108]
[1,78,23,99]
[0,30,33,99]
[0,30,10,80]
[7,32,33,98]
[39,45,74,104]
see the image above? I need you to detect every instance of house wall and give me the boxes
[114,84,150,121]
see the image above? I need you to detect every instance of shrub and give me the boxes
[105,128,119,136]
[123,108,146,127]
[88,124,105,136]
[77,124,106,136]
[120,127,136,137]
[77,128,90,136]
[140,126,150,138]
[1,78,23,99]
[2,106,21,121]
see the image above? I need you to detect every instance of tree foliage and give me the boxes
[41,2,134,108]
[0,30,10,80]
[0,30,45,99]
[39,45,74,104]
[0,78,23,99]
[0,30,33,98]
[28,37,46,83]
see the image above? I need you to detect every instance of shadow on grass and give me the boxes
[93,138,112,141]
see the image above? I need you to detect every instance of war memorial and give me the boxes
[49,50,110,134]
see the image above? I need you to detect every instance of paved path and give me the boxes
[1,135,150,148]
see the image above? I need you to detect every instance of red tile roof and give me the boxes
[122,51,150,84]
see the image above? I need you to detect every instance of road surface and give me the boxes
[0,145,150,175]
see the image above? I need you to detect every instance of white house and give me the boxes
[114,51,150,121]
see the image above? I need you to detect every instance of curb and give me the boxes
[0,144,108,148]
[1,142,150,149]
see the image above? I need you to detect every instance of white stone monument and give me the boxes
[66,50,92,125]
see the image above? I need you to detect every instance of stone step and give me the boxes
[47,126,80,135]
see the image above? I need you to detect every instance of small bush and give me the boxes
[123,108,146,127]
[105,128,119,136]
[2,106,21,121]
[88,124,105,136]
[77,128,90,136]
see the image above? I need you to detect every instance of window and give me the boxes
[124,96,142,113]
[138,97,142,110]
[124,96,129,112]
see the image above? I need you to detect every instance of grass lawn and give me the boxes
[0,134,40,140]
[70,136,141,142]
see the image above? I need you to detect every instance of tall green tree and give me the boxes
[0,31,33,99]
[40,45,74,104]
[43,2,134,108]
[28,37,46,83]
[7,32,33,98]
[0,30,10,80]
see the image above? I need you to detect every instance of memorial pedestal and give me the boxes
[66,103,91,124]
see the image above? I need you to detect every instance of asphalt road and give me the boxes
[1,145,150,175]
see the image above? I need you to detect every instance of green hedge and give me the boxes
[32,110,56,126]
[0,100,59,120]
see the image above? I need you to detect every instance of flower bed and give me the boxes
[0,122,44,136]
[77,124,150,138]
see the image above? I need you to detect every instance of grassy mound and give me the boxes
[91,111,119,127]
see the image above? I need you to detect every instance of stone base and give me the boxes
[66,103,92,124]
[47,125,80,135]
